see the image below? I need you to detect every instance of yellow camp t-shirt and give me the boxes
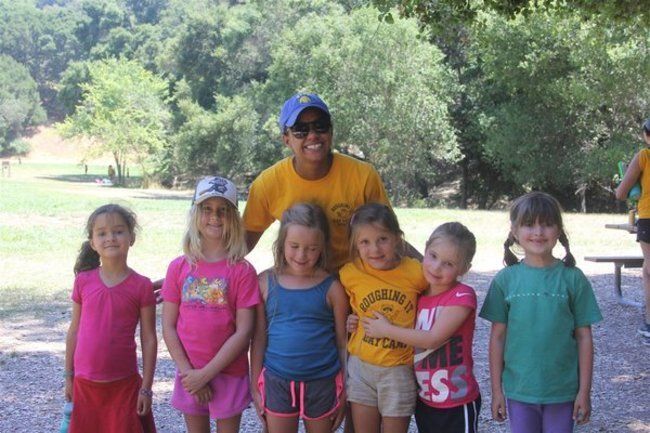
[638,149,650,218]
[341,257,428,367]
[243,153,390,269]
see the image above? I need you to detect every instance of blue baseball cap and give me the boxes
[278,93,330,133]
[644,118,650,133]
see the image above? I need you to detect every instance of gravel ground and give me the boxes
[1,270,648,433]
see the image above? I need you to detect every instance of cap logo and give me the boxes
[298,95,311,104]
[199,177,228,197]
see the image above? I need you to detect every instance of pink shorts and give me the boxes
[170,370,251,419]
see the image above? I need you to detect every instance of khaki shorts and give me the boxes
[346,355,416,417]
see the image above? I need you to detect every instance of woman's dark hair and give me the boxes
[504,192,575,267]
[643,118,650,134]
[74,204,138,275]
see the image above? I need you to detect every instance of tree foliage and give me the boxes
[0,55,45,155]
[58,58,170,185]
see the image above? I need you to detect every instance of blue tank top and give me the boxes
[264,274,340,381]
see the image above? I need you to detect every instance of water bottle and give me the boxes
[59,401,73,433]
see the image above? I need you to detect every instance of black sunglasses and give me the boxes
[288,120,332,138]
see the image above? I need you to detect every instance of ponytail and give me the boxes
[503,233,519,266]
[74,240,100,275]
[558,231,576,267]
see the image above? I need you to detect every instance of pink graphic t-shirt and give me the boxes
[72,269,155,381]
[161,256,260,376]
[414,282,480,409]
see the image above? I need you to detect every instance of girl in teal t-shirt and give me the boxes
[480,192,602,433]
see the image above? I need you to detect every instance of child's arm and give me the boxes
[162,301,193,372]
[573,326,594,425]
[488,322,507,422]
[137,305,157,416]
[180,307,255,394]
[327,280,350,431]
[362,306,470,350]
[64,302,81,402]
[615,152,641,200]
[250,274,269,430]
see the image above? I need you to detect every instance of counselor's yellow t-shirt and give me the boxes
[243,153,390,269]
[341,257,428,367]
[637,149,650,218]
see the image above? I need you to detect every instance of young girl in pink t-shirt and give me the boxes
[64,204,157,433]
[162,176,260,433]
[362,222,481,433]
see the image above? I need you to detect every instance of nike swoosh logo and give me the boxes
[455,292,472,297]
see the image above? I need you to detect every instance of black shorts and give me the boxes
[258,368,343,420]
[415,394,481,433]
[637,219,650,243]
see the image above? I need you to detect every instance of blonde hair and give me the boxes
[273,203,331,273]
[182,199,247,264]
[74,204,138,275]
[347,203,404,261]
[425,222,476,272]
[504,191,575,267]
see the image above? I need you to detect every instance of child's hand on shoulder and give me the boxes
[361,311,391,338]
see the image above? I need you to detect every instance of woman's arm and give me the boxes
[615,152,641,200]
[137,304,157,415]
[362,306,471,350]
[180,307,255,393]
[64,302,81,401]
[573,326,594,425]
[488,322,507,422]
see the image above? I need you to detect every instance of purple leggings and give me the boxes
[506,399,574,433]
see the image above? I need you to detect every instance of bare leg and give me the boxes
[343,404,355,433]
[640,242,650,325]
[184,414,211,433]
[381,416,411,433]
[267,414,299,433]
[305,416,336,433]
[350,402,380,433]
[216,413,242,433]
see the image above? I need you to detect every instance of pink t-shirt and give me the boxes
[72,269,155,381]
[414,282,480,409]
[161,256,260,376]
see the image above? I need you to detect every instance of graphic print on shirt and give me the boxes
[359,287,414,350]
[181,275,229,308]
[414,306,468,403]
[331,202,352,226]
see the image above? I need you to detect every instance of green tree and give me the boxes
[467,11,648,210]
[58,58,171,185]
[262,7,459,204]
[0,55,46,156]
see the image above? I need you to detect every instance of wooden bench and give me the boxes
[584,256,643,307]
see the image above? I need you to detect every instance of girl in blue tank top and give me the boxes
[251,203,349,433]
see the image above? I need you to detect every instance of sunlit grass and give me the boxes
[0,161,639,316]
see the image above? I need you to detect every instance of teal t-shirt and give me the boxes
[479,260,602,404]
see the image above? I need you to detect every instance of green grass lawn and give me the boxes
[0,161,640,315]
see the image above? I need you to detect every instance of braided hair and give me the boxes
[504,192,575,267]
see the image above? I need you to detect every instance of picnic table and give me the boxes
[584,221,642,307]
